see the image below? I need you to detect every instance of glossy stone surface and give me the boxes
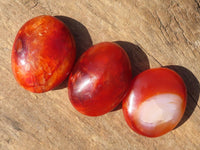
[68,42,132,116]
[11,15,76,93]
[122,68,187,137]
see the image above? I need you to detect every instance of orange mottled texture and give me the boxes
[122,68,187,137]
[68,42,132,116]
[11,15,76,93]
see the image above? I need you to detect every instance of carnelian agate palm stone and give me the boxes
[11,15,76,93]
[68,42,132,116]
[122,68,187,137]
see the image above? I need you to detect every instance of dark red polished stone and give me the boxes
[68,42,132,116]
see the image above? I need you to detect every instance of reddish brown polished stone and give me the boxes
[11,15,76,93]
[123,68,187,137]
[68,42,132,116]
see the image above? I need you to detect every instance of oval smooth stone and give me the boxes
[68,42,132,116]
[11,15,76,93]
[122,68,187,137]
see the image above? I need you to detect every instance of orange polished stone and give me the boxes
[68,42,132,116]
[122,68,187,137]
[11,15,76,93]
